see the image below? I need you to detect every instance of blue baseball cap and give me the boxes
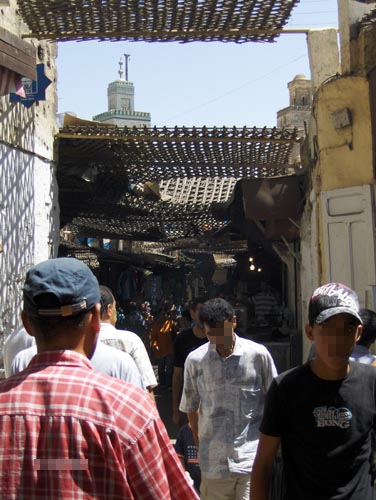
[23,258,100,318]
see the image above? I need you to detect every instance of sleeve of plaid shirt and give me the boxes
[125,412,200,499]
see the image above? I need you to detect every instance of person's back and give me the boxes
[251,282,376,500]
[11,341,145,390]
[99,322,157,389]
[251,282,279,326]
[1,350,181,498]
[4,257,199,499]
[3,325,34,377]
[98,286,158,393]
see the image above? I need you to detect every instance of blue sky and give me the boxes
[57,0,338,128]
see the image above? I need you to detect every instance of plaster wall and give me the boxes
[338,0,375,75]
[314,75,373,192]
[304,75,373,292]
[0,1,59,344]
[307,29,340,93]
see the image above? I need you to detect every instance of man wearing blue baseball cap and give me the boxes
[0,257,198,499]
[251,282,376,500]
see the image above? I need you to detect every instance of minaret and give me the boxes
[277,74,312,130]
[93,55,151,128]
[276,74,313,169]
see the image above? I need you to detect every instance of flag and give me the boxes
[0,66,25,98]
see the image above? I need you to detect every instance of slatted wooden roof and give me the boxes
[57,119,300,242]
[62,179,236,240]
[59,238,194,270]
[143,239,249,253]
[19,0,299,43]
[58,121,299,182]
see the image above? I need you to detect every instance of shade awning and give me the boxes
[56,117,301,242]
[19,0,299,43]
[57,118,300,183]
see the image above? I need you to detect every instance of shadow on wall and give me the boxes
[0,103,37,353]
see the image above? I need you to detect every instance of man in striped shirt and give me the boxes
[0,257,198,499]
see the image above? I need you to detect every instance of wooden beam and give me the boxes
[22,27,315,41]
[56,132,299,145]
[0,27,36,79]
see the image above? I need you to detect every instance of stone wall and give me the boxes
[0,1,59,350]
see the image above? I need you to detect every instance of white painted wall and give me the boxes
[300,189,321,362]
[0,1,59,349]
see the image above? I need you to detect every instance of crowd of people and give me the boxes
[1,257,376,499]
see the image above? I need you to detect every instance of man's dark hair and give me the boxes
[358,309,376,347]
[28,293,93,339]
[126,301,137,313]
[189,297,206,312]
[199,298,234,327]
[99,285,115,319]
[181,309,192,322]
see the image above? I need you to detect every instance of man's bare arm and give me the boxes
[146,386,156,404]
[250,433,280,500]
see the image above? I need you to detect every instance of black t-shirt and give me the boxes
[173,328,208,368]
[260,362,376,500]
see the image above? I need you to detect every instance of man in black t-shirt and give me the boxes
[172,298,207,427]
[251,282,376,500]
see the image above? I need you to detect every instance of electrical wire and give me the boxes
[165,54,307,122]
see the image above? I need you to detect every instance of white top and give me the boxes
[350,344,376,365]
[99,322,157,389]
[11,342,145,390]
[180,334,277,479]
[3,326,35,378]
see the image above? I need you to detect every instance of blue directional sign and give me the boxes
[10,63,52,108]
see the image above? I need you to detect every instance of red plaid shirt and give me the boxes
[0,350,199,499]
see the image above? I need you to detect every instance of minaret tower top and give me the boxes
[93,54,151,128]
